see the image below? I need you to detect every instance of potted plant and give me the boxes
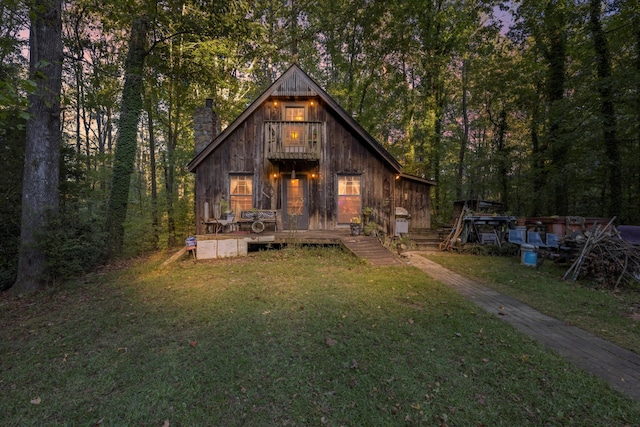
[251,207,260,220]
[362,207,374,224]
[350,216,362,236]
[220,199,233,220]
[363,221,377,236]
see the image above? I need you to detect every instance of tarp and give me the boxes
[617,225,640,245]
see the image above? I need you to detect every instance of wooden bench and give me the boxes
[238,210,278,233]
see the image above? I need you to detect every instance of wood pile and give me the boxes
[563,218,640,289]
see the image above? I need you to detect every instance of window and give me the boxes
[230,175,252,214]
[337,175,361,224]
[285,106,305,121]
[284,106,306,151]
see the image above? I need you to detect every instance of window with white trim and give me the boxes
[337,175,361,224]
[230,175,252,214]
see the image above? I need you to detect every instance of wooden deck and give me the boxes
[203,229,406,266]
[276,230,405,266]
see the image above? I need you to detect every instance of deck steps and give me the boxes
[339,235,405,266]
[408,229,446,251]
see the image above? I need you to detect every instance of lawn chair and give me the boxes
[508,229,526,245]
[545,233,560,249]
[527,231,549,248]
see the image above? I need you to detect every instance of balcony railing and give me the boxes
[265,121,322,161]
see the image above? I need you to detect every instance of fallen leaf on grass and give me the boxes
[163,420,170,427]
[325,337,337,347]
[407,318,414,324]
[190,341,197,347]
[30,397,41,405]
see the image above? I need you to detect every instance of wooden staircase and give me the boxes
[339,235,405,266]
[407,228,446,251]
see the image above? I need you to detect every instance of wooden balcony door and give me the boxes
[283,175,308,230]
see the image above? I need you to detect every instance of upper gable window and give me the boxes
[285,106,305,121]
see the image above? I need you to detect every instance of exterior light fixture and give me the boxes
[291,169,296,179]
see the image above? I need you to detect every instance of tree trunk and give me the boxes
[105,17,148,256]
[456,58,469,200]
[495,107,509,210]
[590,0,621,219]
[546,11,568,216]
[13,0,63,292]
[531,95,545,217]
[145,96,159,251]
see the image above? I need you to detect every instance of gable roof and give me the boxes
[187,64,402,173]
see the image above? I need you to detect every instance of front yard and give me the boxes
[1,247,639,426]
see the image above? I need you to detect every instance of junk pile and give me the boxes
[563,218,640,289]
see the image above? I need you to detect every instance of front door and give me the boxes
[283,175,308,230]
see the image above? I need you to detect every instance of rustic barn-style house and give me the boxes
[187,64,434,236]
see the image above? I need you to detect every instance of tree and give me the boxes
[13,0,63,292]
[104,16,149,255]
[589,0,620,218]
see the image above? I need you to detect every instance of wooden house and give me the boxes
[187,64,435,236]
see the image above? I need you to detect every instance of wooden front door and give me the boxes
[283,175,308,230]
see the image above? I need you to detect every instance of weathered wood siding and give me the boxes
[195,94,431,235]
[395,178,432,231]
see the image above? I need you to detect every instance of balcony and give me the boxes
[265,121,322,161]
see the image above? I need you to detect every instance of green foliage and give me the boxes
[0,109,25,290]
[36,207,107,285]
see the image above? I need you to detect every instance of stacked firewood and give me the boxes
[563,218,640,289]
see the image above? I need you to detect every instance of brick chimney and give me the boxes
[193,98,220,155]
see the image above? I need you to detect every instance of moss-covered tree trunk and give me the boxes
[590,0,621,219]
[105,17,149,256]
[13,0,63,292]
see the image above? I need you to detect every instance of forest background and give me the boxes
[1,0,638,291]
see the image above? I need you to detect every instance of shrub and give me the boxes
[36,207,107,285]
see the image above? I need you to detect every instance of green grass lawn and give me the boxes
[425,251,640,355]
[2,247,640,426]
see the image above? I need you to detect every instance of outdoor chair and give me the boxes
[545,233,560,249]
[527,231,549,248]
[508,229,526,245]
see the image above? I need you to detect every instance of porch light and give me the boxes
[395,174,401,180]
[272,172,278,179]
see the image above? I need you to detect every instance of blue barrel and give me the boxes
[520,243,537,266]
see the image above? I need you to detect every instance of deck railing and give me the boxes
[265,121,322,160]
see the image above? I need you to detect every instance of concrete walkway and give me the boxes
[406,252,640,402]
